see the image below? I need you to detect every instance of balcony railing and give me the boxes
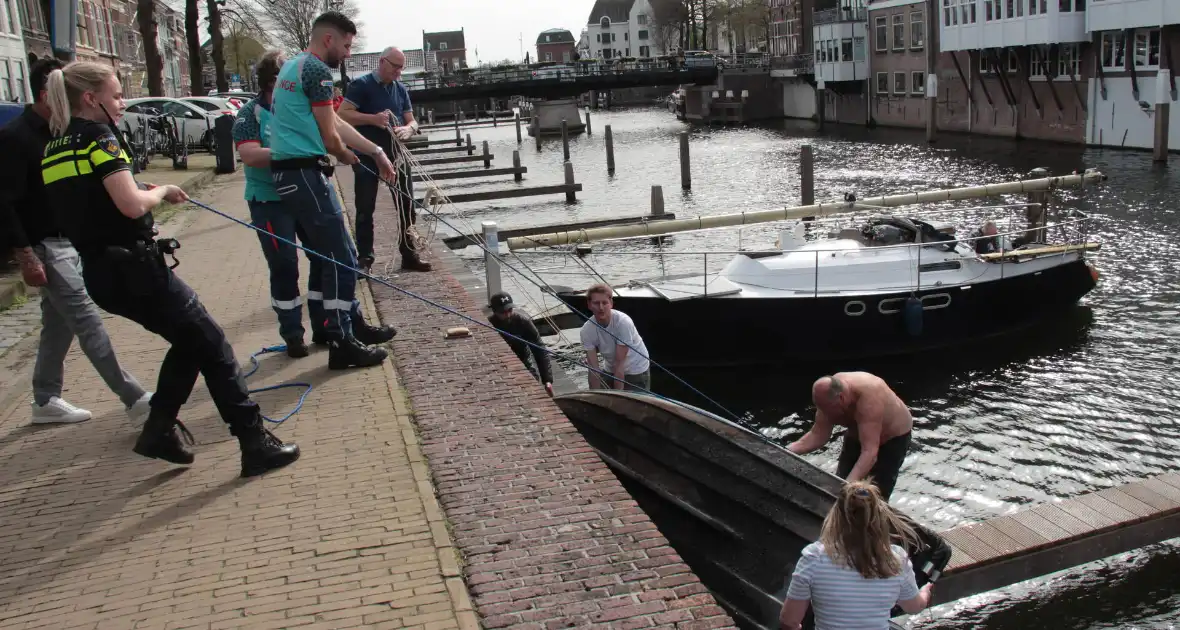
[813,6,868,25]
[771,53,815,73]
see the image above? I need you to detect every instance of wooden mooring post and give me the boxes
[564,161,577,202]
[651,185,665,216]
[585,111,592,135]
[454,116,461,142]
[561,119,570,162]
[483,141,491,168]
[801,145,815,205]
[535,121,541,150]
[427,109,434,125]
[482,221,501,302]
[605,124,615,173]
[679,131,691,190]
[513,151,523,182]
[515,112,522,144]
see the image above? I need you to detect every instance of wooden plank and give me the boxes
[411,145,473,155]
[416,184,581,205]
[942,526,1005,564]
[405,138,464,147]
[416,154,495,166]
[1008,506,1074,543]
[1053,494,1124,531]
[1119,482,1179,511]
[984,514,1055,550]
[1028,502,1098,536]
[442,212,678,250]
[1141,477,1180,504]
[1095,486,1159,519]
[413,167,527,182]
[1157,471,1180,491]
[1074,492,1137,525]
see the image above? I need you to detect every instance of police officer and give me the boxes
[337,46,432,273]
[40,61,299,478]
[233,49,395,358]
[268,11,400,370]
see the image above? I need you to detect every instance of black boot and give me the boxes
[234,418,300,477]
[353,314,397,345]
[311,331,328,347]
[358,255,375,274]
[327,335,389,370]
[133,414,196,465]
[285,337,310,358]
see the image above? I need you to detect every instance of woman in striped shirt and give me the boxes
[779,481,934,630]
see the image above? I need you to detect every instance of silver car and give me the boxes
[119,97,229,152]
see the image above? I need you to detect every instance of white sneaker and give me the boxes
[126,392,153,426]
[31,397,93,424]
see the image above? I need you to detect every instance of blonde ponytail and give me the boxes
[44,62,118,136]
[46,69,70,136]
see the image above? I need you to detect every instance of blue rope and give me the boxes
[371,151,746,423]
[241,343,313,424]
[183,196,740,420]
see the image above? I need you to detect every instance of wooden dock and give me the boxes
[413,166,527,182]
[417,154,494,167]
[930,472,1180,606]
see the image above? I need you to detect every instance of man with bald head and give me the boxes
[786,372,914,501]
[339,46,432,273]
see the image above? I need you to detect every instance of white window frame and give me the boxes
[893,70,907,94]
[911,70,925,95]
[943,0,956,27]
[875,16,888,52]
[910,11,924,49]
[1029,46,1048,78]
[1056,42,1081,80]
[876,71,889,95]
[892,14,905,50]
[1133,28,1161,70]
[960,0,977,24]
[1101,31,1125,71]
[979,51,993,74]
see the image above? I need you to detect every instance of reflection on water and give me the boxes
[431,108,1180,627]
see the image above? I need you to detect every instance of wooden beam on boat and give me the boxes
[405,138,463,147]
[930,473,1180,607]
[411,145,474,156]
[415,183,581,205]
[979,242,1101,261]
[412,166,528,183]
[506,171,1108,250]
[416,154,495,167]
[442,212,678,250]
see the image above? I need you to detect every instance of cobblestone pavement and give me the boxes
[0,296,42,357]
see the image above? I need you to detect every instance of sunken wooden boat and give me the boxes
[554,390,946,630]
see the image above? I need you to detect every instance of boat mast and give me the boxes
[506,170,1107,251]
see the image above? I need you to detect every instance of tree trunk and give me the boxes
[206,0,227,93]
[137,0,164,96]
[185,0,202,95]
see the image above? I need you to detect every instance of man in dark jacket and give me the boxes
[487,292,554,396]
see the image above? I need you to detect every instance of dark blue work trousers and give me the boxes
[271,166,359,340]
[248,199,323,342]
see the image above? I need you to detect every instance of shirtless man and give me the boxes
[786,372,914,501]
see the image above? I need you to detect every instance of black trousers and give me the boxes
[81,251,259,429]
[352,155,418,260]
[836,431,912,501]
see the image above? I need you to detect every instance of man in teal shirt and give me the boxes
[266,11,398,370]
[234,48,396,359]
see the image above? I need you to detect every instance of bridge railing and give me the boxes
[403,58,716,91]
[770,53,815,73]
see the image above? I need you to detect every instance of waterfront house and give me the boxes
[537,28,576,63]
[868,0,934,129]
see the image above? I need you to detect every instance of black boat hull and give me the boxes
[553,258,1098,367]
[554,391,948,630]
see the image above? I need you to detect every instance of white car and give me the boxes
[181,96,241,115]
[120,97,230,151]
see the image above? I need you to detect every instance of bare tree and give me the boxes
[137,0,165,96]
[650,0,687,53]
[185,0,202,95]
[253,0,364,54]
[207,0,228,92]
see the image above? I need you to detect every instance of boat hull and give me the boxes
[554,258,1097,367]
[554,391,944,630]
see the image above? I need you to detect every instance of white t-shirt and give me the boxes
[580,310,651,376]
[786,542,919,630]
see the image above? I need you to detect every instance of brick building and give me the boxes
[868,0,932,129]
[423,29,466,74]
[536,27,575,63]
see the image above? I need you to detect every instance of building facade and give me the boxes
[537,28,575,62]
[1,0,30,101]
[423,29,466,74]
[770,0,818,118]
[585,0,663,60]
[936,0,1090,143]
[17,0,51,62]
[868,0,931,129]
[1084,0,1179,153]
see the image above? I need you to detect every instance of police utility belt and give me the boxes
[102,237,183,270]
[271,155,335,178]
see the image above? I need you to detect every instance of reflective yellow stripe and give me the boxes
[42,160,94,184]
[41,150,84,166]
[90,148,119,166]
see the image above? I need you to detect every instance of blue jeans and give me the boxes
[271,167,360,340]
[248,199,324,341]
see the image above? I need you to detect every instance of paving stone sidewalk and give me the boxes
[0,172,475,630]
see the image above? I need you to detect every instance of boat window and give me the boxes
[921,293,952,310]
[878,297,905,314]
[845,301,866,316]
[919,261,962,272]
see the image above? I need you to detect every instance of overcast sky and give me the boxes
[351,0,596,63]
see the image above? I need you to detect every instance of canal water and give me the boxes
[426,107,1180,628]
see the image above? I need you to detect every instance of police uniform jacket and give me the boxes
[41,117,154,255]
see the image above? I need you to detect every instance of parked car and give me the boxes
[207,91,256,109]
[120,97,227,152]
[181,96,241,115]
